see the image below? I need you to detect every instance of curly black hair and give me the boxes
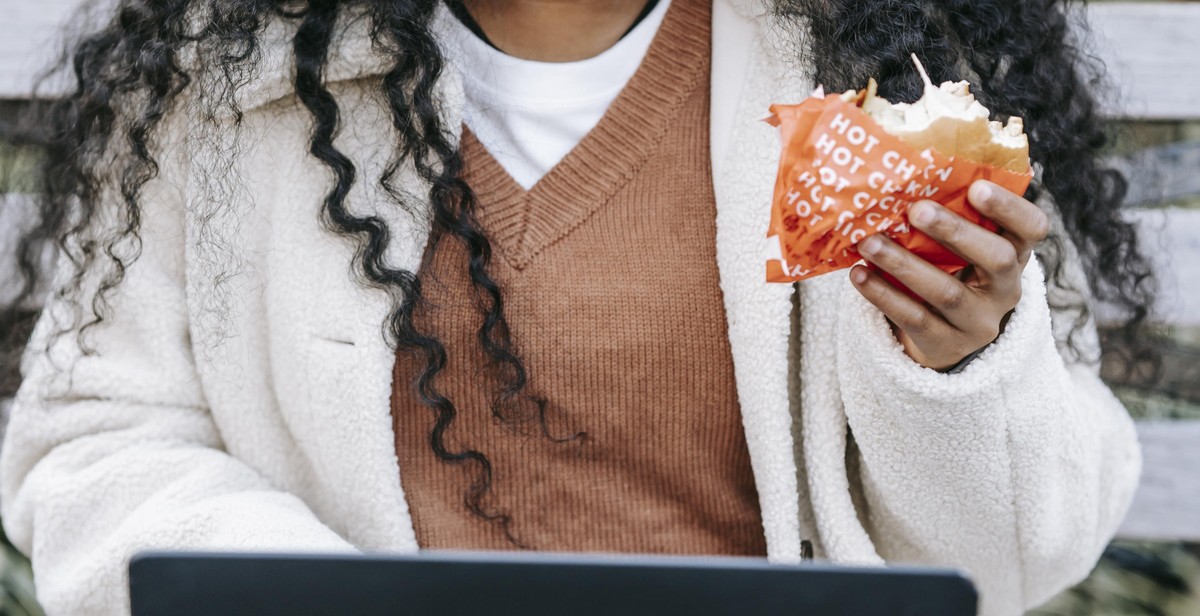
[0,0,1156,544]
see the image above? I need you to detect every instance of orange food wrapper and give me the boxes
[764,87,1033,288]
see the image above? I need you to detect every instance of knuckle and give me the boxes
[945,218,973,249]
[906,309,934,336]
[993,279,1023,308]
[1030,210,1051,242]
[938,281,968,311]
[991,243,1019,274]
[1004,285,1024,308]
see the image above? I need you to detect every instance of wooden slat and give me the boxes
[1111,141,1200,207]
[1087,3,1200,121]
[0,0,84,99]
[1117,420,1200,542]
[1117,207,1200,328]
[1088,206,1200,329]
[1102,328,1200,406]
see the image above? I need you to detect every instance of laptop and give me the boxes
[129,550,977,616]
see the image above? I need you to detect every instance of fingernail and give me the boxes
[911,202,936,226]
[859,235,882,256]
[851,267,868,285]
[973,181,993,204]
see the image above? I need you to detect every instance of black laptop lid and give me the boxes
[129,551,977,616]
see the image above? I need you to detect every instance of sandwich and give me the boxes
[853,56,1029,175]
[765,55,1033,284]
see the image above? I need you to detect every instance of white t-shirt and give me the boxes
[438,0,672,190]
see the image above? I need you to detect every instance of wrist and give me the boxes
[939,344,988,374]
[940,308,1015,373]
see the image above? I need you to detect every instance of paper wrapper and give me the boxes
[765,88,1033,288]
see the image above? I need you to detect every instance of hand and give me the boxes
[849,180,1050,371]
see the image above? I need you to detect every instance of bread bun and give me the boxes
[840,55,1031,175]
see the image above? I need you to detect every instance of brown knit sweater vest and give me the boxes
[390,0,766,556]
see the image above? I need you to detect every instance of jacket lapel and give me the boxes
[325,32,466,551]
[710,1,807,562]
[257,4,465,552]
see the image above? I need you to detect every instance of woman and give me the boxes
[0,0,1152,614]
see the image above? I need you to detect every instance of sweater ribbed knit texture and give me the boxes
[390,0,767,555]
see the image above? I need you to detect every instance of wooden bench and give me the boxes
[1090,2,1200,542]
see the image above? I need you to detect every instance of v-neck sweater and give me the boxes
[389,0,767,555]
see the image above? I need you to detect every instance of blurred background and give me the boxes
[0,0,1197,614]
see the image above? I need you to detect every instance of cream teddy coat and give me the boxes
[0,1,1141,615]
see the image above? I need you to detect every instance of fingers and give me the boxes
[908,200,1022,286]
[852,184,1039,370]
[967,180,1050,261]
[857,234,981,330]
[849,265,955,344]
